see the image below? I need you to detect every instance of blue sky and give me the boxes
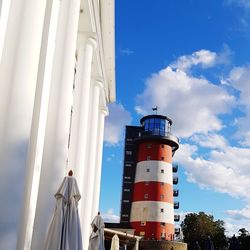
[100,0,250,235]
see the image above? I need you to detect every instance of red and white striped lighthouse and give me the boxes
[129,114,179,241]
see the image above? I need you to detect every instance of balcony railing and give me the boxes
[173,189,179,197]
[174,202,179,209]
[173,176,178,185]
[174,215,180,222]
[172,164,178,173]
[138,130,179,142]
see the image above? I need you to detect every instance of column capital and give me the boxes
[77,32,97,50]
[94,78,104,89]
[87,36,97,49]
[99,106,109,116]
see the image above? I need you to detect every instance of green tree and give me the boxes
[237,228,250,250]
[181,212,227,250]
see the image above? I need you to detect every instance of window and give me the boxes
[144,194,148,199]
[160,194,164,200]
[125,163,132,167]
[146,143,152,148]
[139,231,145,236]
[122,214,128,217]
[141,221,146,226]
[145,181,149,186]
[160,208,164,213]
[161,145,165,148]
[161,232,166,238]
[160,182,164,186]
[126,138,133,142]
[124,188,130,192]
[146,168,150,172]
[161,157,164,160]
[147,156,151,160]
[123,200,129,203]
[161,222,166,227]
[124,176,131,180]
[161,169,164,173]
[126,150,132,155]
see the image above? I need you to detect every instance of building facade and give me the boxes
[120,114,180,241]
[0,0,115,249]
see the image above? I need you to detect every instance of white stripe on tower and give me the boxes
[130,201,174,224]
[135,160,173,184]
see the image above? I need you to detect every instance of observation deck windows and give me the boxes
[143,117,170,136]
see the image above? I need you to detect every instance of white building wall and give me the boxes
[0,0,115,249]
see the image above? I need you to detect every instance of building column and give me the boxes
[0,0,47,249]
[91,106,108,218]
[81,80,103,250]
[0,0,12,60]
[68,36,97,198]
[30,0,81,249]
[16,0,61,249]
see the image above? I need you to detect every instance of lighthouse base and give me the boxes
[139,240,187,250]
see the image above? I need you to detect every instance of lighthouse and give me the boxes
[119,113,179,241]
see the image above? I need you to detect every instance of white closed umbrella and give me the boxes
[110,234,119,250]
[44,170,82,250]
[88,212,105,250]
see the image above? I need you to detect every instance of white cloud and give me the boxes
[119,48,134,55]
[104,103,132,145]
[226,0,250,9]
[170,50,217,71]
[135,65,234,138]
[190,133,228,149]
[175,143,250,198]
[226,206,250,220]
[229,65,250,108]
[102,209,120,223]
[227,65,250,145]
[175,142,250,234]
[107,154,115,162]
[170,47,232,72]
